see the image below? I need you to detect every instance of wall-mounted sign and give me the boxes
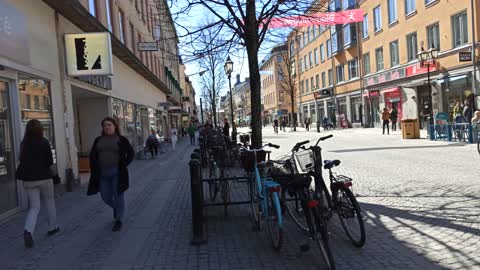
[138,42,158,51]
[0,2,30,65]
[459,51,472,62]
[65,33,113,76]
[75,75,112,90]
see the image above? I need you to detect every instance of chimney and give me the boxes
[236,74,241,85]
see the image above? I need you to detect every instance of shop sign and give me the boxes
[406,62,436,77]
[138,42,158,51]
[459,51,472,62]
[64,33,113,76]
[75,75,112,90]
[0,2,30,65]
[364,67,406,87]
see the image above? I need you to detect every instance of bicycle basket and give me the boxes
[240,150,266,173]
[294,150,314,172]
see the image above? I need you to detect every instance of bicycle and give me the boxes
[240,143,283,251]
[271,141,335,269]
[294,135,366,247]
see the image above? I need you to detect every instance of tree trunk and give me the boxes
[291,94,296,131]
[245,0,262,149]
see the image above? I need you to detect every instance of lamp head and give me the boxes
[428,43,439,59]
[224,56,233,76]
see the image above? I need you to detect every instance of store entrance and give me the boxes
[0,80,18,216]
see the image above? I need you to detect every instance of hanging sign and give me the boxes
[64,32,113,76]
[138,42,158,51]
[459,51,472,62]
[267,9,364,28]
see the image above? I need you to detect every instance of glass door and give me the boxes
[0,80,18,215]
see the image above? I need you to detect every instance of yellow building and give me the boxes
[289,0,479,129]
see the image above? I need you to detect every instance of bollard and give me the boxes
[189,158,206,245]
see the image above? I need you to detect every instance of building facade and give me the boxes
[260,44,296,125]
[0,0,180,218]
[289,0,479,129]
[233,75,251,126]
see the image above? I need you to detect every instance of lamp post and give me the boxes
[417,44,439,125]
[224,56,236,143]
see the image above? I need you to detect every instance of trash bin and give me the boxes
[401,119,420,139]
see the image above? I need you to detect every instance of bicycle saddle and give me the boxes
[323,160,341,169]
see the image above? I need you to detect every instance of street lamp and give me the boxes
[417,43,439,126]
[224,56,236,143]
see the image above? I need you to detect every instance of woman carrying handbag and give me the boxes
[16,120,59,248]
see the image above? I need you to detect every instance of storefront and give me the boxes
[382,87,403,120]
[350,95,362,124]
[337,97,348,119]
[438,74,473,121]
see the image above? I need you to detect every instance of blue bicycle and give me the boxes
[240,143,283,250]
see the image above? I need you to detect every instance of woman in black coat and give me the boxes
[16,119,59,248]
[87,117,134,232]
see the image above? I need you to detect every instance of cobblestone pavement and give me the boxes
[0,129,478,270]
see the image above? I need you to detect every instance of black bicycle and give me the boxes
[295,135,366,247]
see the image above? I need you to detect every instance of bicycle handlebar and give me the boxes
[240,143,279,152]
[314,134,333,147]
[292,140,310,152]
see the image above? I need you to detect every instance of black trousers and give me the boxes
[383,120,390,134]
[391,120,397,131]
[149,146,158,157]
[190,134,195,145]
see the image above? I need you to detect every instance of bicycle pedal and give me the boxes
[300,244,310,252]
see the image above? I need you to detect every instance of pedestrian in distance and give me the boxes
[146,130,159,159]
[390,107,398,131]
[463,99,473,123]
[16,119,59,248]
[453,100,462,119]
[382,108,391,135]
[273,118,279,134]
[281,118,286,132]
[87,117,134,232]
[223,118,230,138]
[188,122,197,145]
[316,118,321,133]
[335,113,342,129]
[471,111,480,124]
[170,125,178,151]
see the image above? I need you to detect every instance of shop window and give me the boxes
[17,75,56,161]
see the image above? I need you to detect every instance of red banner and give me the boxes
[267,9,364,28]
[406,62,436,77]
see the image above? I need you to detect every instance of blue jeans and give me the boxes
[100,168,125,222]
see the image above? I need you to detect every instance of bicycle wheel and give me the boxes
[314,177,333,220]
[283,188,308,232]
[309,207,336,270]
[334,187,366,247]
[250,176,261,229]
[266,191,283,251]
[208,163,219,202]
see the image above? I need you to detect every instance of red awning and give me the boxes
[380,87,399,94]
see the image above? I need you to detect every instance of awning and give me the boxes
[436,74,468,84]
[380,87,399,94]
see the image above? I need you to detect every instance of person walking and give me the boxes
[16,120,59,248]
[87,117,134,232]
[463,100,473,123]
[170,125,178,151]
[188,122,196,145]
[273,119,279,134]
[281,118,286,132]
[453,101,462,120]
[223,118,230,138]
[382,108,391,135]
[390,107,398,131]
[146,130,159,159]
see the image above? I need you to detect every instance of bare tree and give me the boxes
[198,23,227,128]
[278,42,299,131]
[172,0,324,148]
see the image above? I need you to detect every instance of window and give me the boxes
[326,39,332,57]
[313,26,317,38]
[34,96,40,110]
[425,0,436,4]
[406,32,417,62]
[154,25,161,40]
[329,0,341,12]
[315,74,320,88]
[363,53,371,75]
[311,77,314,91]
[309,52,313,68]
[290,41,295,55]
[375,47,384,71]
[321,72,326,88]
[118,9,125,44]
[405,0,416,15]
[336,65,345,83]
[388,0,398,24]
[25,94,31,109]
[106,0,112,31]
[43,96,49,110]
[452,11,468,48]
[320,44,325,62]
[306,79,309,92]
[314,48,319,65]
[342,0,355,10]
[301,80,304,94]
[362,14,369,38]
[307,27,311,43]
[374,6,382,32]
[390,40,399,67]
[344,24,357,47]
[427,23,440,51]
[348,58,358,79]
[332,32,338,54]
[88,0,96,17]
[303,32,306,47]
[304,55,307,70]
[300,59,303,73]
[328,69,333,86]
